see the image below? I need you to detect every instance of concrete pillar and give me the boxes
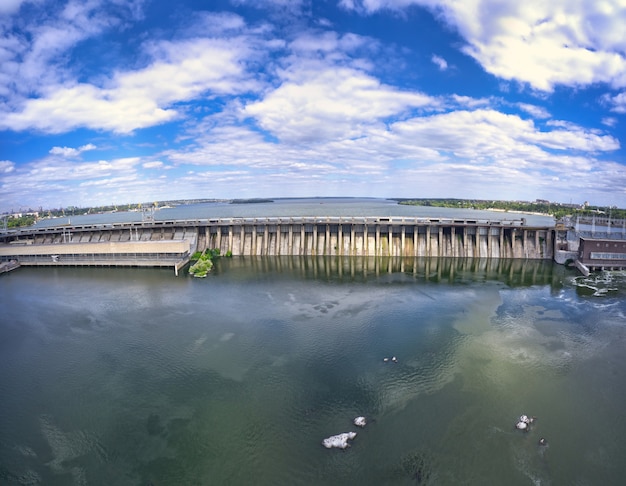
[350,223,356,254]
[288,225,293,255]
[426,225,431,257]
[535,230,539,255]
[276,225,281,256]
[363,224,369,256]
[388,226,393,257]
[499,228,504,259]
[312,225,317,255]
[240,226,245,255]
[451,226,456,257]
[338,224,343,256]
[216,226,221,251]
[326,224,331,255]
[413,226,418,257]
[438,226,443,256]
[401,226,406,257]
[376,225,381,257]
[264,226,269,256]
[476,227,481,258]
[463,226,468,257]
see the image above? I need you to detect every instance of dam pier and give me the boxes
[0,216,554,274]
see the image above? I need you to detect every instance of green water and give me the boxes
[1,258,625,485]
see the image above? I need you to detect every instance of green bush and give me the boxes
[189,248,222,277]
[189,257,213,277]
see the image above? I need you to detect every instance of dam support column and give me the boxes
[535,230,539,256]
[363,223,369,256]
[451,226,456,258]
[326,224,331,255]
[351,225,356,256]
[338,224,343,256]
[438,226,443,257]
[463,226,468,257]
[475,227,480,258]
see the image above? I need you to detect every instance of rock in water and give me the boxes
[322,432,357,449]
[353,416,367,427]
[515,421,528,430]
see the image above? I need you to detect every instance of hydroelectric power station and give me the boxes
[0,216,555,275]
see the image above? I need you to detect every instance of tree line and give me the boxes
[396,199,626,220]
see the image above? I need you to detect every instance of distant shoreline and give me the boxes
[486,208,550,217]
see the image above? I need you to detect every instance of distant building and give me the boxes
[10,212,39,219]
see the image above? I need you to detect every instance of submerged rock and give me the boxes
[399,449,432,484]
[322,432,357,449]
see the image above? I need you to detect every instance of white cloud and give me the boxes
[0,0,146,100]
[244,66,437,142]
[516,103,551,119]
[1,35,262,133]
[603,91,626,113]
[230,0,307,12]
[0,160,15,173]
[142,161,165,169]
[0,0,29,15]
[289,31,374,54]
[341,0,626,91]
[49,143,97,157]
[165,102,620,204]
[602,116,618,127]
[431,54,448,70]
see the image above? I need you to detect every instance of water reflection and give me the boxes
[221,255,567,288]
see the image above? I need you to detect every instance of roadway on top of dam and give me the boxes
[1,215,542,239]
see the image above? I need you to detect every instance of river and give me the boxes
[31,198,555,228]
[1,254,626,485]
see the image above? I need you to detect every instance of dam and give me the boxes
[0,216,554,274]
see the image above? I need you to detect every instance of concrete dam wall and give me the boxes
[200,217,554,260]
[0,218,555,273]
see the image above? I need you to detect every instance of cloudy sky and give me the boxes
[1,0,626,213]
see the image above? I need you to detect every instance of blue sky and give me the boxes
[1,0,626,213]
